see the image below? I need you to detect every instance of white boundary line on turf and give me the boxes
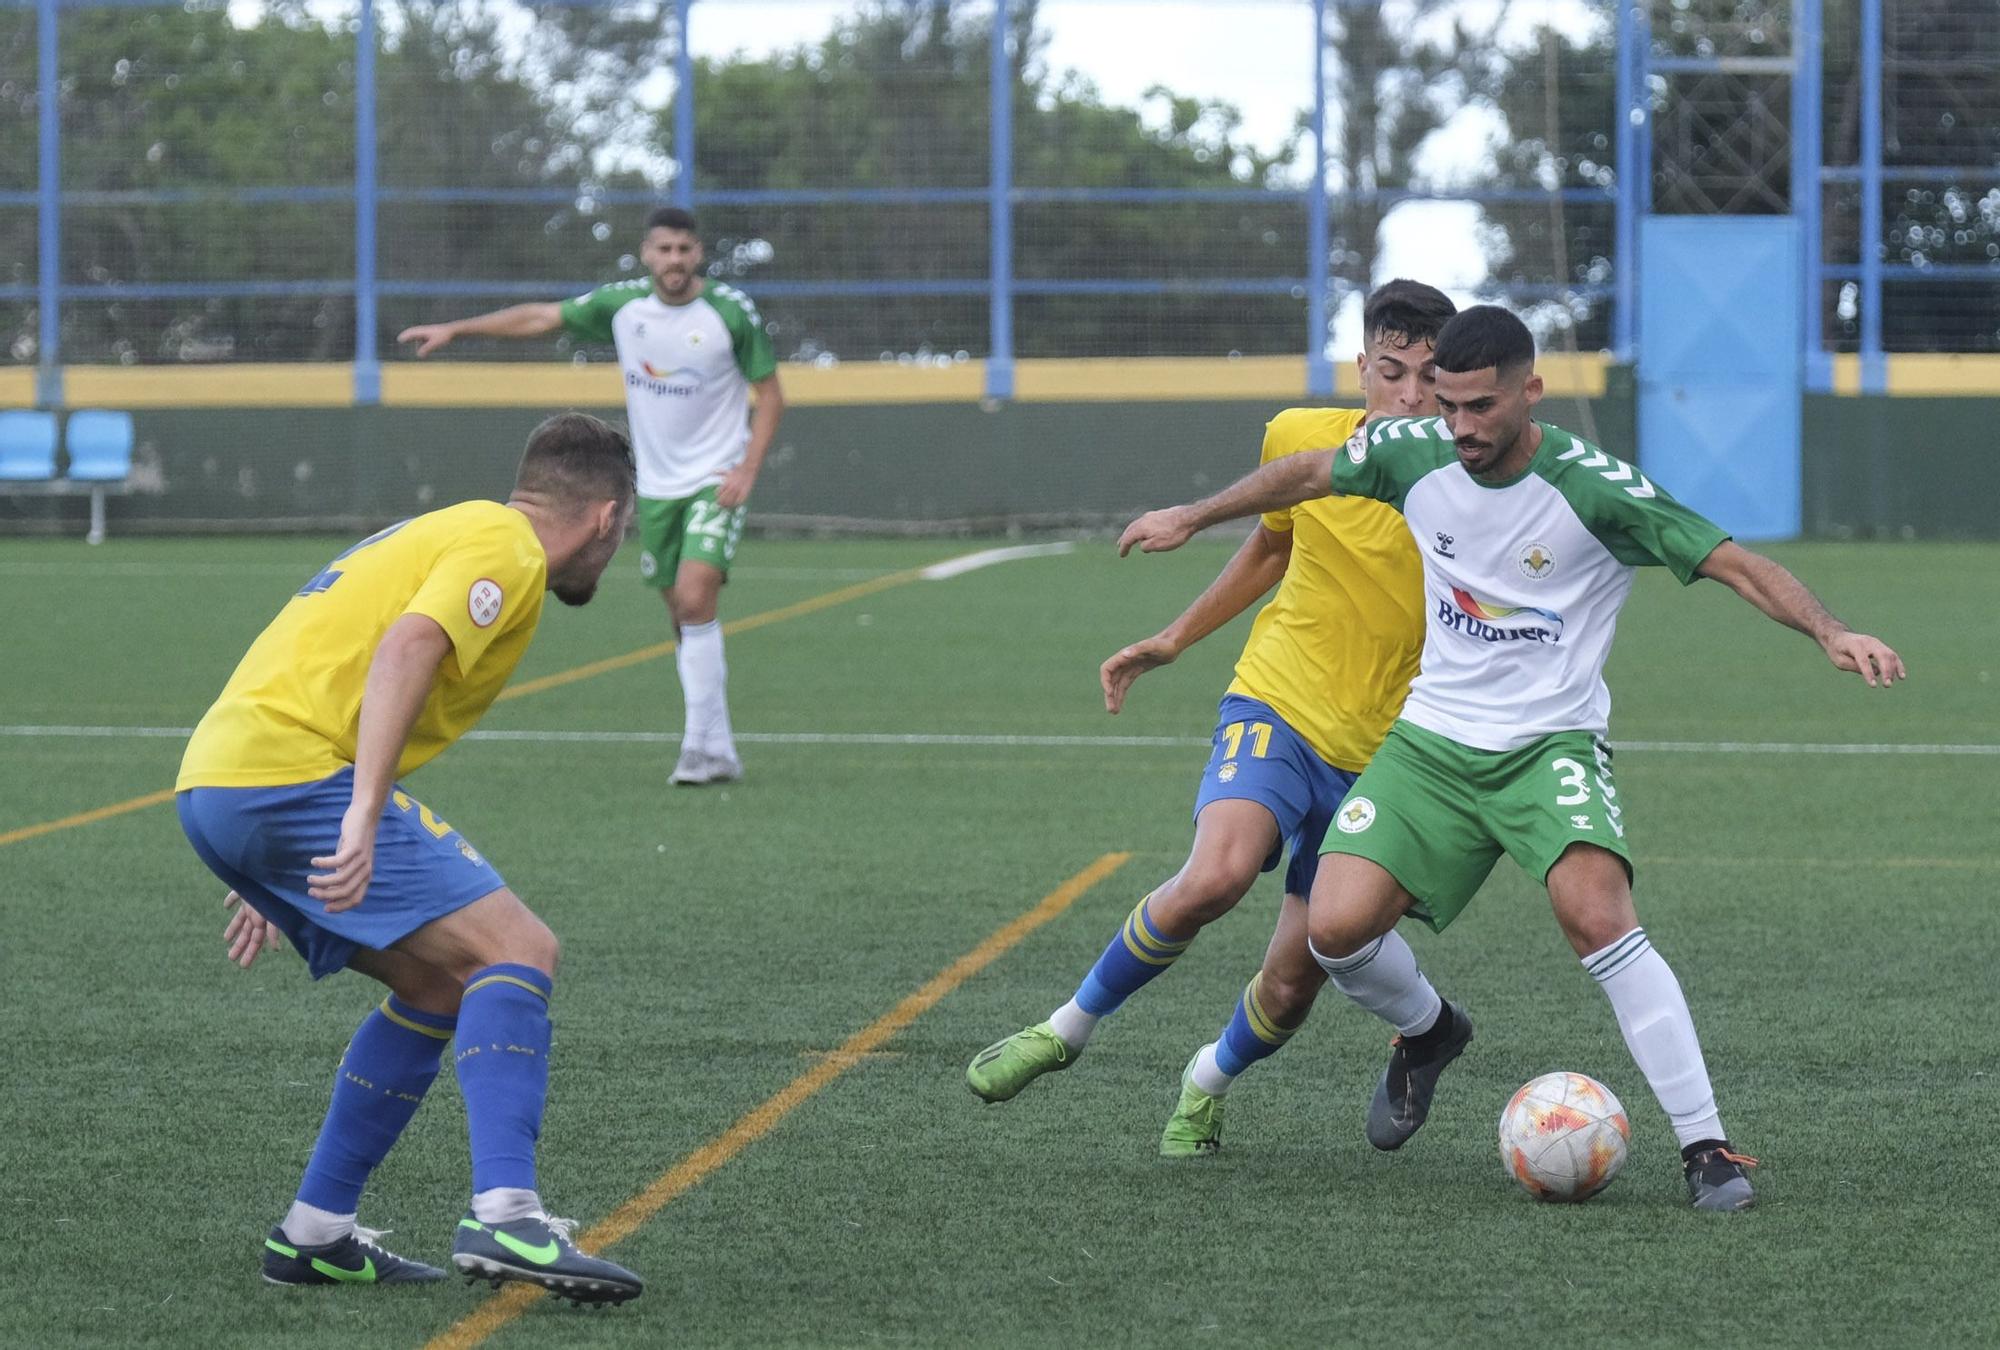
[0,560,909,582]
[2,723,1997,755]
[919,541,1075,579]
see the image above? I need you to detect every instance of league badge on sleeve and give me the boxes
[468,578,505,628]
[1345,426,1369,465]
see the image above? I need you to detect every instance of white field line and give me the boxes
[3,724,1997,755]
[919,541,1075,580]
[0,560,907,582]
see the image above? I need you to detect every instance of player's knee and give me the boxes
[394,967,465,1018]
[1553,902,1631,957]
[1305,908,1380,962]
[1161,859,1258,928]
[510,919,561,977]
[1258,967,1323,1024]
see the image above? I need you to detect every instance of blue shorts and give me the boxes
[1191,694,1361,899]
[177,768,506,979]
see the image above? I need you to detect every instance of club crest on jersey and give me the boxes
[1518,542,1556,579]
[1336,797,1376,834]
[468,578,504,628]
[1344,427,1368,464]
[639,550,658,580]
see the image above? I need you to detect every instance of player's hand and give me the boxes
[396,323,456,357]
[1117,506,1199,557]
[715,464,757,509]
[1101,636,1180,714]
[222,891,285,969]
[1824,631,1906,687]
[309,805,378,912]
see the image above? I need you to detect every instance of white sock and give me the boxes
[1189,1042,1235,1096]
[1310,930,1443,1035]
[675,620,735,758]
[1046,998,1099,1050]
[470,1186,545,1225]
[281,1200,355,1247]
[1584,927,1726,1148]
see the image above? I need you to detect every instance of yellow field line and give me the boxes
[423,849,1133,1350]
[0,568,935,851]
[0,788,177,850]
[496,566,928,702]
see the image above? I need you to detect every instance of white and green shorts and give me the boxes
[1322,719,1633,931]
[636,486,745,586]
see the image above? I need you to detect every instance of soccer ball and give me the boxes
[1498,1071,1631,1202]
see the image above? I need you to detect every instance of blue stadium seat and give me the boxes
[65,409,135,482]
[0,409,58,480]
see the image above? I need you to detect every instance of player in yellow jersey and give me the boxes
[966,281,1457,1154]
[177,413,646,1302]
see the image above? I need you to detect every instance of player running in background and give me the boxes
[966,281,1455,1156]
[398,207,784,786]
[1118,305,1905,1209]
[177,414,646,1298]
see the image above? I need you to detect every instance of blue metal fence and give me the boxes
[10,0,1997,405]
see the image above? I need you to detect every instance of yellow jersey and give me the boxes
[177,501,548,790]
[1225,407,1425,772]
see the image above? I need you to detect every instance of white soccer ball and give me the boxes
[1498,1071,1631,1202]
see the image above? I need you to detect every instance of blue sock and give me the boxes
[1214,975,1303,1077]
[1075,895,1193,1016]
[296,996,456,1215]
[455,963,554,1196]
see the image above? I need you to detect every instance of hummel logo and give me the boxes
[1433,532,1456,558]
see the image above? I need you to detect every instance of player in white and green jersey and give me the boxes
[1118,306,1905,1211]
[398,208,785,785]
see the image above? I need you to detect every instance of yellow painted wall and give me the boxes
[13,351,2000,408]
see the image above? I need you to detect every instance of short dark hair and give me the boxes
[515,412,635,510]
[645,206,699,236]
[1363,279,1457,351]
[1431,304,1536,377]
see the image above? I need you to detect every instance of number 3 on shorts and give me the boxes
[1550,756,1591,806]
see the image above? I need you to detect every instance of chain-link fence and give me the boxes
[2,0,1995,398]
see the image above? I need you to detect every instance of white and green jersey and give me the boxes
[560,279,778,500]
[1331,417,1729,751]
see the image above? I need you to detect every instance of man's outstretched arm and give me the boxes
[397,302,564,357]
[1101,525,1293,713]
[1696,541,1907,687]
[1117,451,1334,557]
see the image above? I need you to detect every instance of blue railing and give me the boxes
[16,0,1989,405]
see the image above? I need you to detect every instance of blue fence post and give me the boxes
[985,0,1014,402]
[35,0,60,408]
[1792,0,1827,391]
[674,0,695,212]
[1858,0,1884,393]
[1305,0,1330,398]
[353,0,379,405]
[1612,1,1641,363]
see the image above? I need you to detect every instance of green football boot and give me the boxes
[261,1224,447,1286]
[1159,1052,1225,1157]
[965,1022,1077,1102]
[451,1213,642,1306]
